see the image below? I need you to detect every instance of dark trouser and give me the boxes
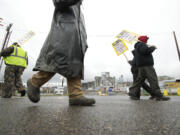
[1,65,25,98]
[133,73,154,98]
[129,66,162,98]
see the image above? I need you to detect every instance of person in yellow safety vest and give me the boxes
[0,42,28,98]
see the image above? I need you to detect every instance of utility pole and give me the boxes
[173,31,180,62]
[0,18,3,26]
[0,23,13,72]
[0,23,13,52]
[62,77,64,87]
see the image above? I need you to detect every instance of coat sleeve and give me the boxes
[0,47,14,57]
[128,60,133,66]
[138,43,156,55]
[53,0,81,8]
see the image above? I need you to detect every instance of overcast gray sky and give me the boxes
[0,0,180,83]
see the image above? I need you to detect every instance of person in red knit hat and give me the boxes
[138,36,149,43]
[128,35,170,101]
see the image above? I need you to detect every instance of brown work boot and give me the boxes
[27,79,40,103]
[69,96,96,106]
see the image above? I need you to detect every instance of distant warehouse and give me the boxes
[164,79,180,88]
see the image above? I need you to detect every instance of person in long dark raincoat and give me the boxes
[27,0,96,106]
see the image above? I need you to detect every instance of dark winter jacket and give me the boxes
[134,41,156,67]
[33,0,87,79]
[0,47,14,57]
[128,50,138,74]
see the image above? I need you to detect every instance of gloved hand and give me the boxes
[147,44,157,49]
[151,45,157,49]
[128,60,133,65]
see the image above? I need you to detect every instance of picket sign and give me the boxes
[112,39,128,56]
[116,30,140,44]
[112,30,140,61]
[17,31,35,46]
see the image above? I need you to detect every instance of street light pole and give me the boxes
[1,23,13,52]
[173,31,180,62]
[0,18,3,26]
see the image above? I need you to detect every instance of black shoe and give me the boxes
[149,96,155,100]
[20,90,26,97]
[69,96,96,106]
[27,79,40,103]
[128,92,140,100]
[156,96,170,101]
[130,96,140,100]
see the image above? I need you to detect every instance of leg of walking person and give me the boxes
[27,71,55,103]
[145,66,170,101]
[129,67,146,100]
[141,81,155,99]
[2,66,15,98]
[67,76,83,99]
[15,67,26,97]
[67,75,95,106]
[132,73,141,99]
[145,66,162,97]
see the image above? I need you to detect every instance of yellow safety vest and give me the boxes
[3,45,28,68]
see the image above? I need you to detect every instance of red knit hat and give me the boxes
[138,36,149,43]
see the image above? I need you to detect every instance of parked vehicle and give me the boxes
[54,87,64,95]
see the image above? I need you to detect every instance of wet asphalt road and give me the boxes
[0,96,180,135]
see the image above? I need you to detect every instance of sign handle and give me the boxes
[123,53,129,62]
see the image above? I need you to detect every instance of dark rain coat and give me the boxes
[128,50,138,74]
[134,41,156,67]
[33,0,87,79]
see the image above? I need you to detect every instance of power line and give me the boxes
[7,27,180,37]
[0,27,6,30]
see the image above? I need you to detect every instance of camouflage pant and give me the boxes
[1,65,25,98]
